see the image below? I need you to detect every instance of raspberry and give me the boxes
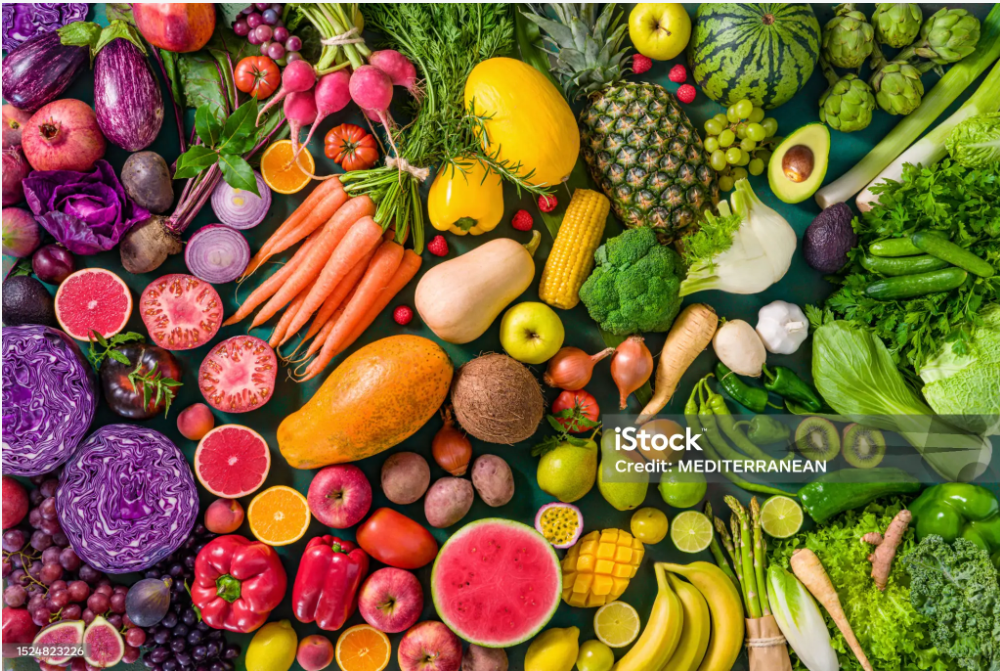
[632,54,652,75]
[427,235,449,257]
[538,194,558,213]
[393,305,414,326]
[676,84,697,104]
[668,64,687,84]
[511,210,534,231]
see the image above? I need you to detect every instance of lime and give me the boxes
[670,511,714,554]
[658,469,707,508]
[760,496,804,538]
[593,601,641,648]
[630,507,668,545]
[576,640,614,671]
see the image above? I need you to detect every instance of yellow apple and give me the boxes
[629,3,691,61]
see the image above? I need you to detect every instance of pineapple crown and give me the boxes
[523,3,630,100]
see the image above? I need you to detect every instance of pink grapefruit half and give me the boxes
[54,268,132,341]
[194,425,271,499]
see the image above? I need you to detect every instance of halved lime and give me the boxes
[760,495,804,538]
[669,511,714,554]
[593,601,640,648]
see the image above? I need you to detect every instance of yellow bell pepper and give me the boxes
[428,159,504,236]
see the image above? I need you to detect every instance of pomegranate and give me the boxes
[2,105,32,148]
[2,145,30,205]
[23,99,106,172]
[133,4,215,53]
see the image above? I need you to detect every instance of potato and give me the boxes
[121,151,174,214]
[381,452,430,505]
[461,645,508,671]
[424,477,473,528]
[471,455,514,507]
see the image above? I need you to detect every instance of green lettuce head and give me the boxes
[945,112,1000,169]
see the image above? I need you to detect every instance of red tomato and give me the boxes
[234,56,280,100]
[552,390,600,433]
[356,508,438,570]
[324,123,379,171]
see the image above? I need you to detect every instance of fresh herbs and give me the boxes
[533,414,599,455]
[87,330,145,368]
[174,100,264,195]
[127,361,183,417]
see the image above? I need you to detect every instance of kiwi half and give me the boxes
[794,417,841,462]
[842,424,886,469]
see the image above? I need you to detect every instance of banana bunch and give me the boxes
[612,563,683,671]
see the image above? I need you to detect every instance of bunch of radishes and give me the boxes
[257,50,417,168]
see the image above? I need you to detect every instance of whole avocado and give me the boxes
[803,203,857,273]
[2,275,56,327]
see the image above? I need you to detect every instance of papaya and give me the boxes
[278,335,453,469]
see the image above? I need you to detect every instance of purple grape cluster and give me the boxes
[232,3,303,64]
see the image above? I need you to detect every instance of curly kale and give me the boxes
[904,535,1000,671]
[578,227,683,336]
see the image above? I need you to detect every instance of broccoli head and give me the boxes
[578,227,684,336]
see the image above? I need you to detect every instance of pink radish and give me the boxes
[256,59,316,126]
[349,65,398,156]
[284,89,317,161]
[297,70,352,156]
[369,50,420,100]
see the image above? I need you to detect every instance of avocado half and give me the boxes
[768,123,830,204]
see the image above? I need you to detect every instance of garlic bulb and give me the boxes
[756,300,809,354]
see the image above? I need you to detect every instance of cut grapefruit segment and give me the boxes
[194,425,271,498]
[139,274,223,351]
[54,268,132,340]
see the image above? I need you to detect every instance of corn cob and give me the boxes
[539,189,609,309]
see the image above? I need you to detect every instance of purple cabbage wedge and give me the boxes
[57,424,199,574]
[93,22,164,152]
[1,325,97,477]
[1,22,100,112]
[1,3,89,52]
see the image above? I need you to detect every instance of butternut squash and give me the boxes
[415,232,540,344]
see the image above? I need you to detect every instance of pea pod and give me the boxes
[911,231,995,278]
[859,253,950,277]
[865,267,967,300]
[869,238,921,257]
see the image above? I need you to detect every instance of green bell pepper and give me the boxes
[909,483,1000,567]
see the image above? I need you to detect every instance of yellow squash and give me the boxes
[428,159,504,235]
[465,57,579,187]
[277,336,452,469]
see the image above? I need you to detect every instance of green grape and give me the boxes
[749,107,765,123]
[718,129,736,147]
[746,123,766,142]
[736,124,748,139]
[704,119,724,136]
[761,118,779,137]
[726,147,743,165]
[733,99,754,119]
[732,167,749,181]
[740,137,756,151]
[726,106,742,123]
[748,158,765,176]
[704,137,720,153]
[713,113,729,127]
[710,150,728,171]
[719,175,735,191]
[757,150,772,164]
[737,151,750,166]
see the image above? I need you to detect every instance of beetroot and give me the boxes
[22,99,106,172]
[2,145,30,205]
[2,105,31,148]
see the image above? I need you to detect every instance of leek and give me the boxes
[767,566,839,671]
[816,4,1000,210]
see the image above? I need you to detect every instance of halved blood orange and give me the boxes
[335,625,390,671]
[139,274,223,350]
[247,485,310,546]
[194,425,271,499]
[54,268,132,341]
[198,335,277,413]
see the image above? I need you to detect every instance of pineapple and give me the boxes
[526,4,718,241]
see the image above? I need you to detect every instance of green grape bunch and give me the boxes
[701,99,780,191]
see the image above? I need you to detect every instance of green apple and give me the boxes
[500,302,565,365]
[628,3,691,60]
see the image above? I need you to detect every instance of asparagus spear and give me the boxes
[751,497,771,616]
[729,515,750,613]
[704,502,742,593]
[727,495,761,618]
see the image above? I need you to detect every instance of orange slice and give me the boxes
[247,485,310,546]
[260,139,313,194]
[335,625,390,671]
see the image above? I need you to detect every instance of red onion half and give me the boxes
[210,171,270,230]
[184,224,250,285]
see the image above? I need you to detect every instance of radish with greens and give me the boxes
[369,50,419,99]
[256,59,315,126]
[298,70,352,154]
[285,89,318,162]
[350,65,394,130]
[211,171,271,230]
[185,225,251,285]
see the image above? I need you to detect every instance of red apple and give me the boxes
[307,465,372,529]
[2,477,28,529]
[133,3,215,53]
[398,621,462,671]
[2,608,39,657]
[358,568,424,634]
[297,634,334,671]
[2,105,31,148]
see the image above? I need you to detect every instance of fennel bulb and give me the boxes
[767,565,839,671]
[679,179,796,296]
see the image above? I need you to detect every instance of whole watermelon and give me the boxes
[688,4,820,109]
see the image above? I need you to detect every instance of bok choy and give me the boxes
[767,565,839,671]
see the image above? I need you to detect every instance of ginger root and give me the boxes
[863,509,912,591]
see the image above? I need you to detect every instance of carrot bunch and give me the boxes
[227,178,422,381]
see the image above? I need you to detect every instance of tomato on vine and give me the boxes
[234,56,281,100]
[551,390,600,434]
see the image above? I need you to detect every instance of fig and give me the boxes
[83,615,124,668]
[32,620,84,666]
[124,577,172,628]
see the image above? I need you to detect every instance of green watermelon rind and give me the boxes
[687,3,821,110]
[431,518,562,648]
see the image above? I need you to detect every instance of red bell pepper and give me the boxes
[191,535,287,633]
[292,535,370,631]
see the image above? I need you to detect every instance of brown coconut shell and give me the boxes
[450,353,544,444]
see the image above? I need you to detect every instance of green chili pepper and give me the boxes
[761,365,823,412]
[704,381,789,464]
[735,415,791,445]
[715,362,770,413]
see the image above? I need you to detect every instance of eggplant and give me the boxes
[1,31,89,112]
[94,38,164,152]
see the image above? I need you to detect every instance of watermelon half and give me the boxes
[431,518,561,648]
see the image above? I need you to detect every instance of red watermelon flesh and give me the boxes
[431,518,561,647]
[194,425,271,498]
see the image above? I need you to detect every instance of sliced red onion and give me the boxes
[184,225,250,285]
[210,170,271,230]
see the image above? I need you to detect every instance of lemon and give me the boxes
[593,601,641,648]
[630,507,669,544]
[576,639,615,671]
[246,620,297,671]
[525,626,580,671]
[760,495,804,538]
[670,510,714,554]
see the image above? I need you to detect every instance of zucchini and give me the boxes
[859,254,950,277]
[912,231,995,278]
[869,238,921,257]
[799,468,922,524]
[865,267,967,300]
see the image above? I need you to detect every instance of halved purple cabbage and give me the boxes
[1,4,90,52]
[57,424,199,574]
[2,325,97,476]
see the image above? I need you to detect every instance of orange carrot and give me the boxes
[286,245,376,347]
[249,196,376,328]
[224,234,318,326]
[266,187,347,257]
[336,250,422,354]
[269,279,315,348]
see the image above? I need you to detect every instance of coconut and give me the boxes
[450,354,544,444]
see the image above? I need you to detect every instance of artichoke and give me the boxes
[946,113,1000,169]
[870,60,925,115]
[898,8,981,64]
[872,3,922,49]
[822,4,876,69]
[819,73,876,132]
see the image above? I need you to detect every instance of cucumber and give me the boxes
[912,231,995,278]
[865,267,967,300]
[859,254,950,277]
[869,238,921,257]
[799,468,922,524]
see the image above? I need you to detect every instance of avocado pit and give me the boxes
[781,145,815,183]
